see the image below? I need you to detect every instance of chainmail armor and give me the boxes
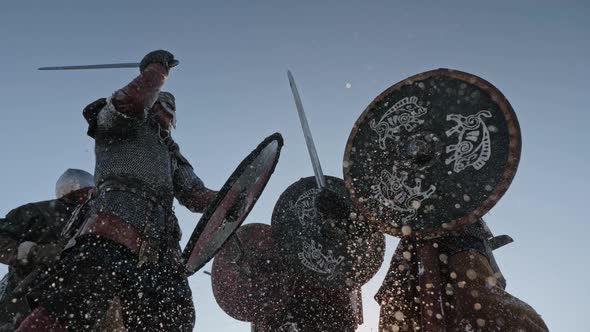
[94,101,174,193]
[174,163,205,206]
[89,100,201,247]
[88,190,167,242]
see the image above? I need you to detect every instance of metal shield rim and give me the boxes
[182,132,284,275]
[343,68,521,237]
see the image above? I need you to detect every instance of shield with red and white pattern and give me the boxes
[182,133,283,275]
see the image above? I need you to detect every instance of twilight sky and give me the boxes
[0,1,588,331]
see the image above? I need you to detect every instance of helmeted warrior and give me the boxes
[0,169,93,331]
[16,50,218,332]
[375,220,550,332]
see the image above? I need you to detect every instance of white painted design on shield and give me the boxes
[298,239,344,280]
[370,96,428,149]
[370,166,436,222]
[290,188,343,278]
[289,188,321,233]
[445,110,493,173]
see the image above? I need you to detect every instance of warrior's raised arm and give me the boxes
[111,50,175,118]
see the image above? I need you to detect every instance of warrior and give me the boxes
[375,220,550,332]
[255,187,374,332]
[339,68,551,332]
[256,72,381,332]
[16,50,219,332]
[0,169,94,331]
[314,186,549,331]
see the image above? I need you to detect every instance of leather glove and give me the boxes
[139,50,179,74]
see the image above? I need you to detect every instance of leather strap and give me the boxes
[79,213,142,255]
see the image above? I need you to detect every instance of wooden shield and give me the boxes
[182,133,283,274]
[211,223,290,322]
[344,69,520,237]
[271,176,385,289]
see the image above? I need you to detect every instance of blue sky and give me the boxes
[0,1,588,330]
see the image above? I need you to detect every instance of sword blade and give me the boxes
[38,62,140,70]
[287,70,326,189]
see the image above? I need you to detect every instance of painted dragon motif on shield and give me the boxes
[370,96,428,149]
[445,110,492,173]
[371,166,436,222]
[298,239,344,280]
[289,188,321,233]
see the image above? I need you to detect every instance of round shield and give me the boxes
[211,223,290,322]
[182,133,284,275]
[271,176,385,289]
[344,69,521,237]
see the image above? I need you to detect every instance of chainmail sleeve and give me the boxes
[96,97,144,135]
[172,145,218,213]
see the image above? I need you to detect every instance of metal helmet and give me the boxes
[55,169,94,199]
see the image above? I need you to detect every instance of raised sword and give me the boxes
[38,60,178,71]
[287,70,326,189]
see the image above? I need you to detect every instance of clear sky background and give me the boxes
[0,1,588,331]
